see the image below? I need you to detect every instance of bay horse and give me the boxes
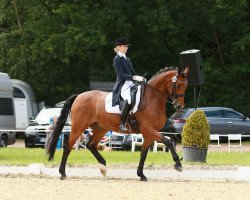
[47,66,189,181]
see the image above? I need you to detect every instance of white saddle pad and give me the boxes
[105,81,141,114]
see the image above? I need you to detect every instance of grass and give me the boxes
[0,148,250,166]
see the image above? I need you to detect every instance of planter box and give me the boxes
[182,146,208,162]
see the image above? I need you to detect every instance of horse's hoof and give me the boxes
[174,163,183,172]
[140,177,148,181]
[60,175,66,180]
[99,164,107,177]
[139,173,148,181]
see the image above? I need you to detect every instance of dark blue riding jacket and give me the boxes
[112,55,136,106]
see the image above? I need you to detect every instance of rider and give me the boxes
[112,38,145,132]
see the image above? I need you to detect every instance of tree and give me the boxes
[0,0,249,115]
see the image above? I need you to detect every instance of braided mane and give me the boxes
[150,67,178,80]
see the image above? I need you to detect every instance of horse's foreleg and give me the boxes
[162,136,182,172]
[137,139,153,181]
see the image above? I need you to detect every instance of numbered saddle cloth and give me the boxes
[105,80,141,114]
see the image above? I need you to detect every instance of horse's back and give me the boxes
[71,90,108,112]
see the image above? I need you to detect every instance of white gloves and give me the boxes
[133,75,145,82]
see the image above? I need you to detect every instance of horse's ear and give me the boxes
[178,67,181,75]
[183,66,190,76]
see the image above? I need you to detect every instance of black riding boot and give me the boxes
[119,100,130,132]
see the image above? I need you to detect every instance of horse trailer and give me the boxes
[0,72,42,146]
[0,72,16,147]
[11,79,39,130]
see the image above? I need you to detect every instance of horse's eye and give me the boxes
[176,85,181,89]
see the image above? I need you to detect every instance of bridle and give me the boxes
[169,75,188,103]
[146,73,188,104]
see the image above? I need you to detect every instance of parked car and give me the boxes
[159,118,176,133]
[109,132,127,149]
[170,107,250,136]
[24,107,70,148]
[121,134,137,150]
[0,131,16,147]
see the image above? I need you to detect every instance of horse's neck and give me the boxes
[147,70,175,98]
[143,71,173,115]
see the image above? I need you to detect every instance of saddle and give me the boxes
[119,82,146,133]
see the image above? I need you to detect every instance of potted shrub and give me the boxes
[182,110,210,162]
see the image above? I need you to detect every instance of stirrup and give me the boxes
[119,124,129,132]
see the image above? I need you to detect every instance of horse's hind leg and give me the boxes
[59,125,86,180]
[86,128,107,176]
[59,142,71,180]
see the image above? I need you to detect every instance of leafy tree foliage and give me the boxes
[0,0,249,115]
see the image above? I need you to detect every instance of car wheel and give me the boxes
[25,142,30,148]
[0,136,7,147]
[24,141,35,148]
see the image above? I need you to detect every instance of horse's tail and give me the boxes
[47,94,78,161]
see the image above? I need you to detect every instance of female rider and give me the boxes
[112,38,145,132]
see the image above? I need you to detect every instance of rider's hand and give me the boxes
[133,75,145,82]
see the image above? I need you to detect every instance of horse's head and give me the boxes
[168,67,189,110]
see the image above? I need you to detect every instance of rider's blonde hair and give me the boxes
[114,47,118,53]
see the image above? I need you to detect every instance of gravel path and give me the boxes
[1,174,250,200]
[3,139,250,199]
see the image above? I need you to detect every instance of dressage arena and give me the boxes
[1,172,250,200]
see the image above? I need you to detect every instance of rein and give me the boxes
[145,83,170,103]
